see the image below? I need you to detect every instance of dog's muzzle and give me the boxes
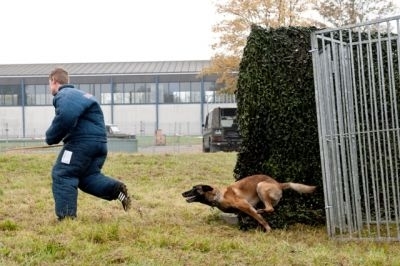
[184,196,198,203]
[182,191,199,203]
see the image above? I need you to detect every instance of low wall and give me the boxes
[0,138,138,153]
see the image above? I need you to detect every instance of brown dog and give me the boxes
[182,174,316,232]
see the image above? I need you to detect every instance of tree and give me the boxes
[203,0,399,93]
[317,0,396,27]
[202,0,320,93]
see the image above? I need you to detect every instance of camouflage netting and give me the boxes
[233,25,325,230]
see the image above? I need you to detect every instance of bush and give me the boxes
[234,25,325,230]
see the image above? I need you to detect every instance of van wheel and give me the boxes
[210,143,219,153]
[203,139,210,153]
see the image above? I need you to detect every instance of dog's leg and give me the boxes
[256,183,282,214]
[234,201,272,232]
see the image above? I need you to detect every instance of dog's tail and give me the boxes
[280,182,316,194]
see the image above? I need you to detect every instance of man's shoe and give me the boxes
[58,215,76,221]
[117,183,131,211]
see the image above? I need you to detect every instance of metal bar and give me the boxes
[5,144,63,152]
[312,16,400,241]
[314,15,400,35]
[355,29,372,234]
[347,28,363,235]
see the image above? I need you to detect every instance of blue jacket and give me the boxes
[46,85,107,145]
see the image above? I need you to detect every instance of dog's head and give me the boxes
[182,185,215,207]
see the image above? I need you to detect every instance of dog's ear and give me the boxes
[201,185,214,192]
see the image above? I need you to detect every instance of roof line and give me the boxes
[0,72,206,78]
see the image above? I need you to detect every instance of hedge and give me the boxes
[233,25,325,230]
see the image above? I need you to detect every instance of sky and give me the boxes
[0,0,219,64]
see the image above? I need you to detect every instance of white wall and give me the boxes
[110,105,156,136]
[0,107,23,138]
[25,107,56,138]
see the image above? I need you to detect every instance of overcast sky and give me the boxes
[0,0,218,64]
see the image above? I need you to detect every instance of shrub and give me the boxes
[234,25,325,230]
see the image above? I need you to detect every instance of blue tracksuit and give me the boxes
[46,84,123,219]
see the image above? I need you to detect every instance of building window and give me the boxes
[191,82,201,103]
[98,84,111,104]
[178,82,190,103]
[149,83,156,103]
[168,83,179,103]
[77,83,110,104]
[77,84,98,103]
[26,85,52,106]
[113,83,124,104]
[124,83,135,104]
[78,84,92,94]
[0,79,234,107]
[114,83,138,104]
[204,82,216,103]
[0,94,18,106]
[203,81,236,103]
[25,85,35,105]
[160,83,175,103]
[35,85,52,105]
[157,81,223,104]
[134,83,146,104]
[158,83,166,103]
[0,85,19,106]
[130,83,155,104]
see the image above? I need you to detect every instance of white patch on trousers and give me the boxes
[61,150,73,164]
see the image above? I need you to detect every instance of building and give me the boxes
[0,60,236,138]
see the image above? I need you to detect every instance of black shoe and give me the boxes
[117,183,131,211]
[58,215,76,221]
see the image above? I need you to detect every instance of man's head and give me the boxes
[49,67,69,95]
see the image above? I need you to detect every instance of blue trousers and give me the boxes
[51,140,122,219]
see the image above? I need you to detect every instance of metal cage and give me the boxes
[311,16,400,241]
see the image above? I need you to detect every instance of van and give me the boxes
[202,107,241,152]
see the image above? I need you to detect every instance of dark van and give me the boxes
[202,107,241,152]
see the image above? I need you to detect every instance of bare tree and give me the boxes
[203,0,398,93]
[317,0,396,27]
[202,0,318,93]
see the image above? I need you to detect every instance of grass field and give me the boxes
[1,152,400,265]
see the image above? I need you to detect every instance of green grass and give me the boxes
[0,152,399,265]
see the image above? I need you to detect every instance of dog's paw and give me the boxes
[256,224,272,233]
[256,207,274,214]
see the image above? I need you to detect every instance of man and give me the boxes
[46,67,131,220]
